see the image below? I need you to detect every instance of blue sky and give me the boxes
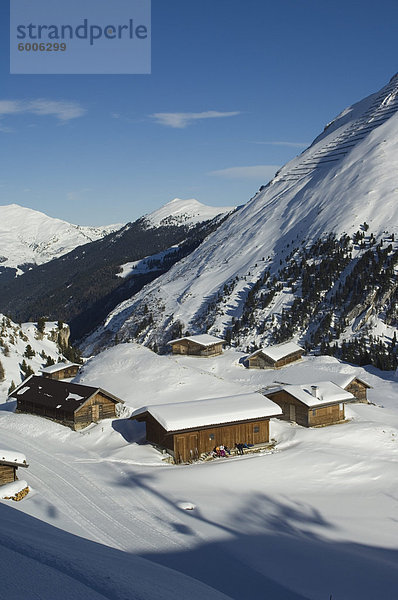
[1,0,398,225]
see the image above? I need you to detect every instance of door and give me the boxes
[188,433,199,460]
[252,424,260,444]
[91,404,100,422]
[175,435,187,463]
[289,404,296,421]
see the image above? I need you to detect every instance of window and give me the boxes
[312,409,317,416]
[253,426,260,433]
[209,433,215,440]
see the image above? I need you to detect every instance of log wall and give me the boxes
[248,350,302,369]
[171,341,223,357]
[17,392,117,430]
[267,390,309,426]
[346,380,368,403]
[173,419,269,463]
[44,365,79,380]
[308,403,345,426]
[0,465,17,485]
[74,392,117,430]
[267,390,345,427]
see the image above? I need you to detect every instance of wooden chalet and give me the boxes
[168,334,225,357]
[0,449,28,486]
[9,375,123,430]
[39,362,80,380]
[331,374,371,403]
[266,381,354,427]
[247,342,304,369]
[131,392,282,463]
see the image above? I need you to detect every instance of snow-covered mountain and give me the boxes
[83,74,398,364]
[0,204,121,275]
[0,198,235,342]
[143,197,235,228]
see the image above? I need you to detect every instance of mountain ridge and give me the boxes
[0,199,235,342]
[0,203,121,276]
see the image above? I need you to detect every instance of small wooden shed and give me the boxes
[331,374,371,403]
[266,381,354,427]
[10,375,123,430]
[0,450,28,486]
[39,362,80,380]
[131,392,282,463]
[247,342,304,369]
[168,334,225,357]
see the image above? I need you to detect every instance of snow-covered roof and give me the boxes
[131,392,282,432]
[8,376,124,413]
[330,374,372,389]
[248,342,303,362]
[0,449,28,467]
[39,362,80,375]
[270,381,354,408]
[168,334,225,347]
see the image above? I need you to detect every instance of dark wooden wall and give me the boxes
[16,398,75,426]
[248,350,302,369]
[0,465,17,485]
[17,392,117,430]
[43,365,79,380]
[267,390,309,426]
[171,340,223,357]
[268,390,345,427]
[173,419,270,463]
[145,415,174,451]
[346,380,368,403]
[74,392,117,430]
[308,403,344,426]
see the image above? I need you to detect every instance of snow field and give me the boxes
[1,343,397,598]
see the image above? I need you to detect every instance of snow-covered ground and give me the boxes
[1,343,397,599]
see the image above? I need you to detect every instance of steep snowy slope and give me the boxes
[83,74,398,357]
[0,204,120,275]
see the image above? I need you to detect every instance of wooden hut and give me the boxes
[9,375,123,430]
[131,392,282,463]
[168,334,225,357]
[39,362,80,380]
[266,381,354,427]
[331,374,371,403]
[247,342,304,369]
[0,450,28,486]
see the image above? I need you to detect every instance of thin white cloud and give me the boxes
[0,99,86,122]
[209,165,280,180]
[253,141,308,148]
[150,110,240,129]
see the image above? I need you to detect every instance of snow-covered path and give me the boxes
[0,412,200,554]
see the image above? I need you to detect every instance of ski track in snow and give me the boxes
[1,425,197,554]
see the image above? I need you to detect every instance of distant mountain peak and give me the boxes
[143,197,235,228]
[0,204,121,274]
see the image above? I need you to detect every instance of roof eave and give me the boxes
[132,412,282,434]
